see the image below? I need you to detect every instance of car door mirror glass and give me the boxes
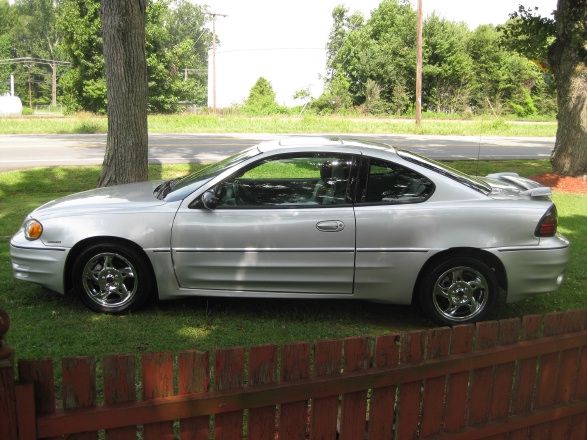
[201,190,219,209]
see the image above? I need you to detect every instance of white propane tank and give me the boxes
[0,94,23,116]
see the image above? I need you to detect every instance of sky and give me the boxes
[202,0,557,108]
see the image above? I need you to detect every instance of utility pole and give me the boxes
[415,0,423,125]
[51,61,57,107]
[203,12,227,112]
[0,57,70,107]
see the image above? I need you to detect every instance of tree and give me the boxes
[243,77,284,115]
[13,0,62,106]
[423,14,473,113]
[0,1,15,95]
[548,0,587,175]
[98,0,148,187]
[57,0,211,113]
[501,1,586,175]
[57,0,105,112]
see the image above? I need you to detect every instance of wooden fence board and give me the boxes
[1,363,17,440]
[489,318,519,421]
[549,312,578,439]
[484,318,520,440]
[443,324,475,433]
[571,311,587,440]
[15,383,36,440]
[279,342,310,440]
[310,339,343,440]
[420,327,451,438]
[367,334,400,440]
[509,314,542,440]
[18,358,55,416]
[62,356,97,440]
[339,336,370,440]
[142,352,174,440]
[469,321,499,426]
[397,330,424,439]
[103,354,137,440]
[569,414,587,440]
[248,344,278,440]
[530,312,567,439]
[178,350,209,440]
[214,346,245,440]
[17,358,59,440]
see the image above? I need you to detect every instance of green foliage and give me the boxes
[423,14,473,113]
[56,0,105,112]
[325,0,557,117]
[499,6,556,68]
[145,0,210,113]
[0,0,211,113]
[243,77,286,115]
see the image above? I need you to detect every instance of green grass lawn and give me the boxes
[0,114,557,136]
[0,160,585,362]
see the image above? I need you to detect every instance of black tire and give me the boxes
[418,256,498,325]
[72,242,154,313]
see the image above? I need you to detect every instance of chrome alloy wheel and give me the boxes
[432,266,489,322]
[82,252,137,308]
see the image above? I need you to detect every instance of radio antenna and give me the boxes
[475,134,482,176]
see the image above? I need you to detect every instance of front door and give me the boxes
[171,152,357,294]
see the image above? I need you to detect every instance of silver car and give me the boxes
[10,137,569,324]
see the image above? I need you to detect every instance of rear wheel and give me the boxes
[419,257,498,325]
[72,242,153,313]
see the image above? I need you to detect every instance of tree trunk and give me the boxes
[549,0,587,176]
[98,0,149,187]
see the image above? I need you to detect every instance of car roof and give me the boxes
[255,136,399,157]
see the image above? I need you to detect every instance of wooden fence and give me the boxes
[2,308,587,439]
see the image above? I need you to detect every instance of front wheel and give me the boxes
[72,243,154,313]
[418,257,498,325]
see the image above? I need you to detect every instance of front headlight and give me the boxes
[24,219,43,240]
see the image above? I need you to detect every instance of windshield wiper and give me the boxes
[155,178,178,200]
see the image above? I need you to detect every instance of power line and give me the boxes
[216,47,326,55]
[0,57,71,66]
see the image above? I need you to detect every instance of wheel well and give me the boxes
[412,247,508,304]
[64,236,158,296]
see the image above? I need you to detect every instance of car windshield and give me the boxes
[398,150,491,194]
[156,147,260,200]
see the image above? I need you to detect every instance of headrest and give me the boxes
[320,161,333,181]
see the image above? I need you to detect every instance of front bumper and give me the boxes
[10,237,69,294]
[489,236,570,303]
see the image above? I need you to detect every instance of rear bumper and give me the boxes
[489,236,570,302]
[10,239,69,294]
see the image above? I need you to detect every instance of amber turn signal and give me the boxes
[24,219,43,240]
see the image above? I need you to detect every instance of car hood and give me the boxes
[31,180,166,217]
[480,173,551,200]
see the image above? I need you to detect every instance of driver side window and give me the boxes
[213,153,354,208]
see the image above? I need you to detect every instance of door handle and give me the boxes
[316,220,345,232]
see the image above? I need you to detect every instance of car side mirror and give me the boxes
[201,190,219,210]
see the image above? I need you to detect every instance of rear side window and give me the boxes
[358,158,434,204]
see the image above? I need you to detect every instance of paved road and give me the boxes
[0,133,554,170]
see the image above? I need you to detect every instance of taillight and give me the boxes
[535,205,558,237]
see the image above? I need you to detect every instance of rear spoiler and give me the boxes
[486,172,552,198]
